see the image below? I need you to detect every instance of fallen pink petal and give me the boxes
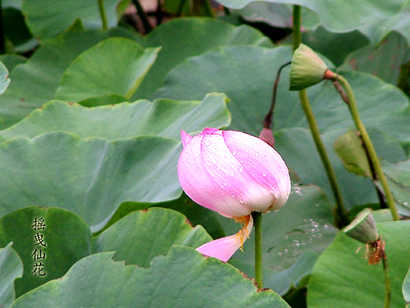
[196,215,253,262]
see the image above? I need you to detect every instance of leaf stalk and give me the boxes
[97,0,109,30]
[132,0,153,34]
[332,74,399,221]
[382,256,391,308]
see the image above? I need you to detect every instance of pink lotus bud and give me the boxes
[178,128,291,218]
[259,128,275,147]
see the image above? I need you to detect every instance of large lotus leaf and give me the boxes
[92,208,212,267]
[308,220,410,307]
[102,193,226,239]
[378,159,410,214]
[0,243,23,308]
[11,247,291,308]
[213,0,406,33]
[154,45,296,135]
[404,266,410,307]
[340,31,410,84]
[0,207,92,297]
[0,62,10,95]
[133,17,274,100]
[0,28,141,130]
[156,193,226,239]
[230,250,318,296]
[358,2,410,46]
[155,45,409,138]
[154,46,410,137]
[0,206,216,301]
[3,0,23,9]
[22,0,122,40]
[77,93,129,107]
[0,93,229,142]
[216,184,338,295]
[0,55,27,72]
[0,132,182,231]
[55,38,159,102]
[300,26,369,66]
[229,3,320,30]
[0,18,269,129]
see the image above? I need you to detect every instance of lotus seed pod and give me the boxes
[289,44,329,91]
[343,208,379,243]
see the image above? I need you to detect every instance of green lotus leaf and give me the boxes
[0,243,23,308]
[100,192,226,239]
[0,18,270,130]
[0,61,11,95]
[91,208,212,267]
[230,2,320,30]
[358,2,410,46]
[403,266,410,307]
[0,132,182,231]
[55,38,159,102]
[133,17,273,100]
[11,247,290,307]
[213,0,406,33]
[22,0,122,40]
[0,207,92,297]
[308,221,410,307]
[340,31,410,84]
[0,93,229,142]
[0,28,141,130]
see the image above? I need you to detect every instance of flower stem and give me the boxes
[132,0,153,34]
[299,90,349,226]
[292,5,349,227]
[263,62,292,130]
[252,211,263,289]
[0,0,5,54]
[382,256,391,308]
[333,74,400,221]
[97,0,108,30]
[292,5,301,51]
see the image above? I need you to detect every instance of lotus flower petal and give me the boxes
[223,130,291,211]
[196,215,253,262]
